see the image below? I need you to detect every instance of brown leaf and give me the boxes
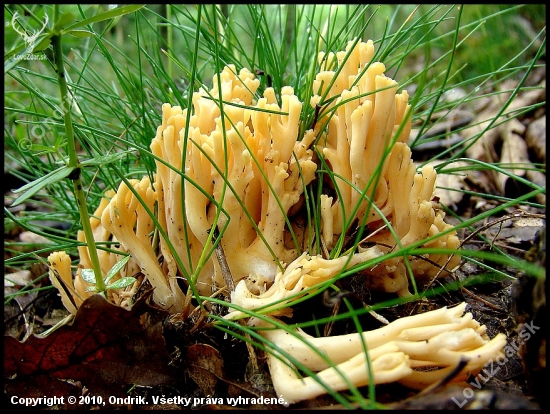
[525,116,546,163]
[4,293,177,399]
[18,231,53,245]
[498,118,529,192]
[187,343,225,396]
[486,216,545,245]
[4,269,33,287]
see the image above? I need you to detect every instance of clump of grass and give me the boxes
[4,4,546,408]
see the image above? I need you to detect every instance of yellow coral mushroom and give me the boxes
[252,303,507,404]
[43,37,509,408]
[151,67,317,298]
[227,247,385,318]
[100,176,185,312]
[49,40,460,312]
[310,40,458,295]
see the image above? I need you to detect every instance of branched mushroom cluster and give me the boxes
[50,65,318,313]
[312,40,460,296]
[252,302,507,405]
[151,68,318,303]
[47,39,504,403]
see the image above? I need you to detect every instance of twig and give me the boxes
[460,287,502,311]
[211,227,235,292]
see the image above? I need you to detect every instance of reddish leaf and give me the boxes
[4,293,177,399]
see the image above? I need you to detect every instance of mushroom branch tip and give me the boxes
[48,251,80,315]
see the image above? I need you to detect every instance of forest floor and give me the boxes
[4,68,546,410]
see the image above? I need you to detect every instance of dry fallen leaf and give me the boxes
[525,115,546,163]
[498,118,529,193]
[18,231,53,245]
[485,216,545,246]
[464,79,544,163]
[4,293,177,400]
[4,269,32,287]
[186,343,225,397]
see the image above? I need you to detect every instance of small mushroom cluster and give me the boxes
[50,66,318,315]
[252,302,507,405]
[47,39,504,403]
[312,40,460,296]
[152,79,317,299]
